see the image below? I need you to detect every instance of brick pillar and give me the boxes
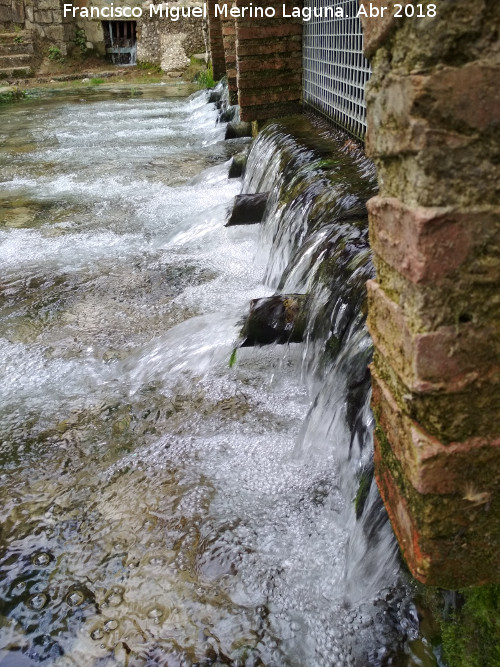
[206,0,226,81]
[219,1,238,104]
[361,1,500,587]
[234,0,302,122]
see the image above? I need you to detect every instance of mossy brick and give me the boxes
[367,279,500,393]
[373,419,500,587]
[372,347,500,444]
[371,367,500,495]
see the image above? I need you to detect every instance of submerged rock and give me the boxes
[225,121,252,140]
[239,294,308,346]
[208,89,222,103]
[226,193,268,226]
[220,105,239,123]
[228,153,248,179]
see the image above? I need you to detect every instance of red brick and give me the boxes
[368,196,471,283]
[366,280,500,392]
[372,368,500,495]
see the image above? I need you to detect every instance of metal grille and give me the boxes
[303,0,372,139]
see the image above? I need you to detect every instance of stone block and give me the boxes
[367,279,500,393]
[371,367,500,495]
[367,196,472,284]
[359,0,401,56]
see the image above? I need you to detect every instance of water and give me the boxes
[0,88,437,665]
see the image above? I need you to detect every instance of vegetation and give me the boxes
[73,29,88,54]
[0,87,26,104]
[195,63,215,89]
[89,77,105,85]
[417,584,500,667]
[136,60,163,74]
[441,585,500,667]
[47,45,65,63]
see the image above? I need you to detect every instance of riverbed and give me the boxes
[0,87,435,666]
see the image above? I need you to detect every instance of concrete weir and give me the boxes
[207,0,500,587]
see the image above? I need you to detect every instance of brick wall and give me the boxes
[234,0,303,122]
[361,0,500,587]
[206,0,225,80]
[219,1,237,103]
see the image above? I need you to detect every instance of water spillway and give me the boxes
[0,89,435,665]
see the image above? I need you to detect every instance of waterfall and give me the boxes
[240,115,425,662]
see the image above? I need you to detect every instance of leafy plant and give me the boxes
[0,87,26,104]
[89,77,105,85]
[195,64,215,89]
[74,29,87,54]
[136,61,162,74]
[14,35,23,44]
[47,45,65,63]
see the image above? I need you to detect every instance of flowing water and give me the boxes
[0,87,438,666]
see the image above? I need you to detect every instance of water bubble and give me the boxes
[31,552,52,566]
[90,626,104,641]
[11,581,27,596]
[104,619,119,632]
[65,589,85,607]
[147,606,167,624]
[104,586,124,607]
[28,592,48,610]
[149,556,165,566]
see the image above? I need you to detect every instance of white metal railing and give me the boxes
[303,0,372,139]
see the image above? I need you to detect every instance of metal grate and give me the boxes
[303,0,372,139]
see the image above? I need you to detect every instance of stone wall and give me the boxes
[24,0,74,55]
[0,0,25,28]
[361,0,500,587]
[137,1,205,71]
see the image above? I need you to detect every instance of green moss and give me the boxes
[442,586,500,667]
[0,87,26,104]
[419,585,500,667]
[136,60,163,74]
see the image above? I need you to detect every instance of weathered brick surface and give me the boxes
[372,367,500,496]
[374,434,500,587]
[365,0,500,586]
[234,0,303,122]
[207,0,226,80]
[367,280,500,394]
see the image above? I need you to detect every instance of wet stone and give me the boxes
[28,592,49,611]
[31,551,52,567]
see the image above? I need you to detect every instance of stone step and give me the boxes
[0,53,32,67]
[0,41,34,55]
[0,31,32,44]
[0,66,32,78]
